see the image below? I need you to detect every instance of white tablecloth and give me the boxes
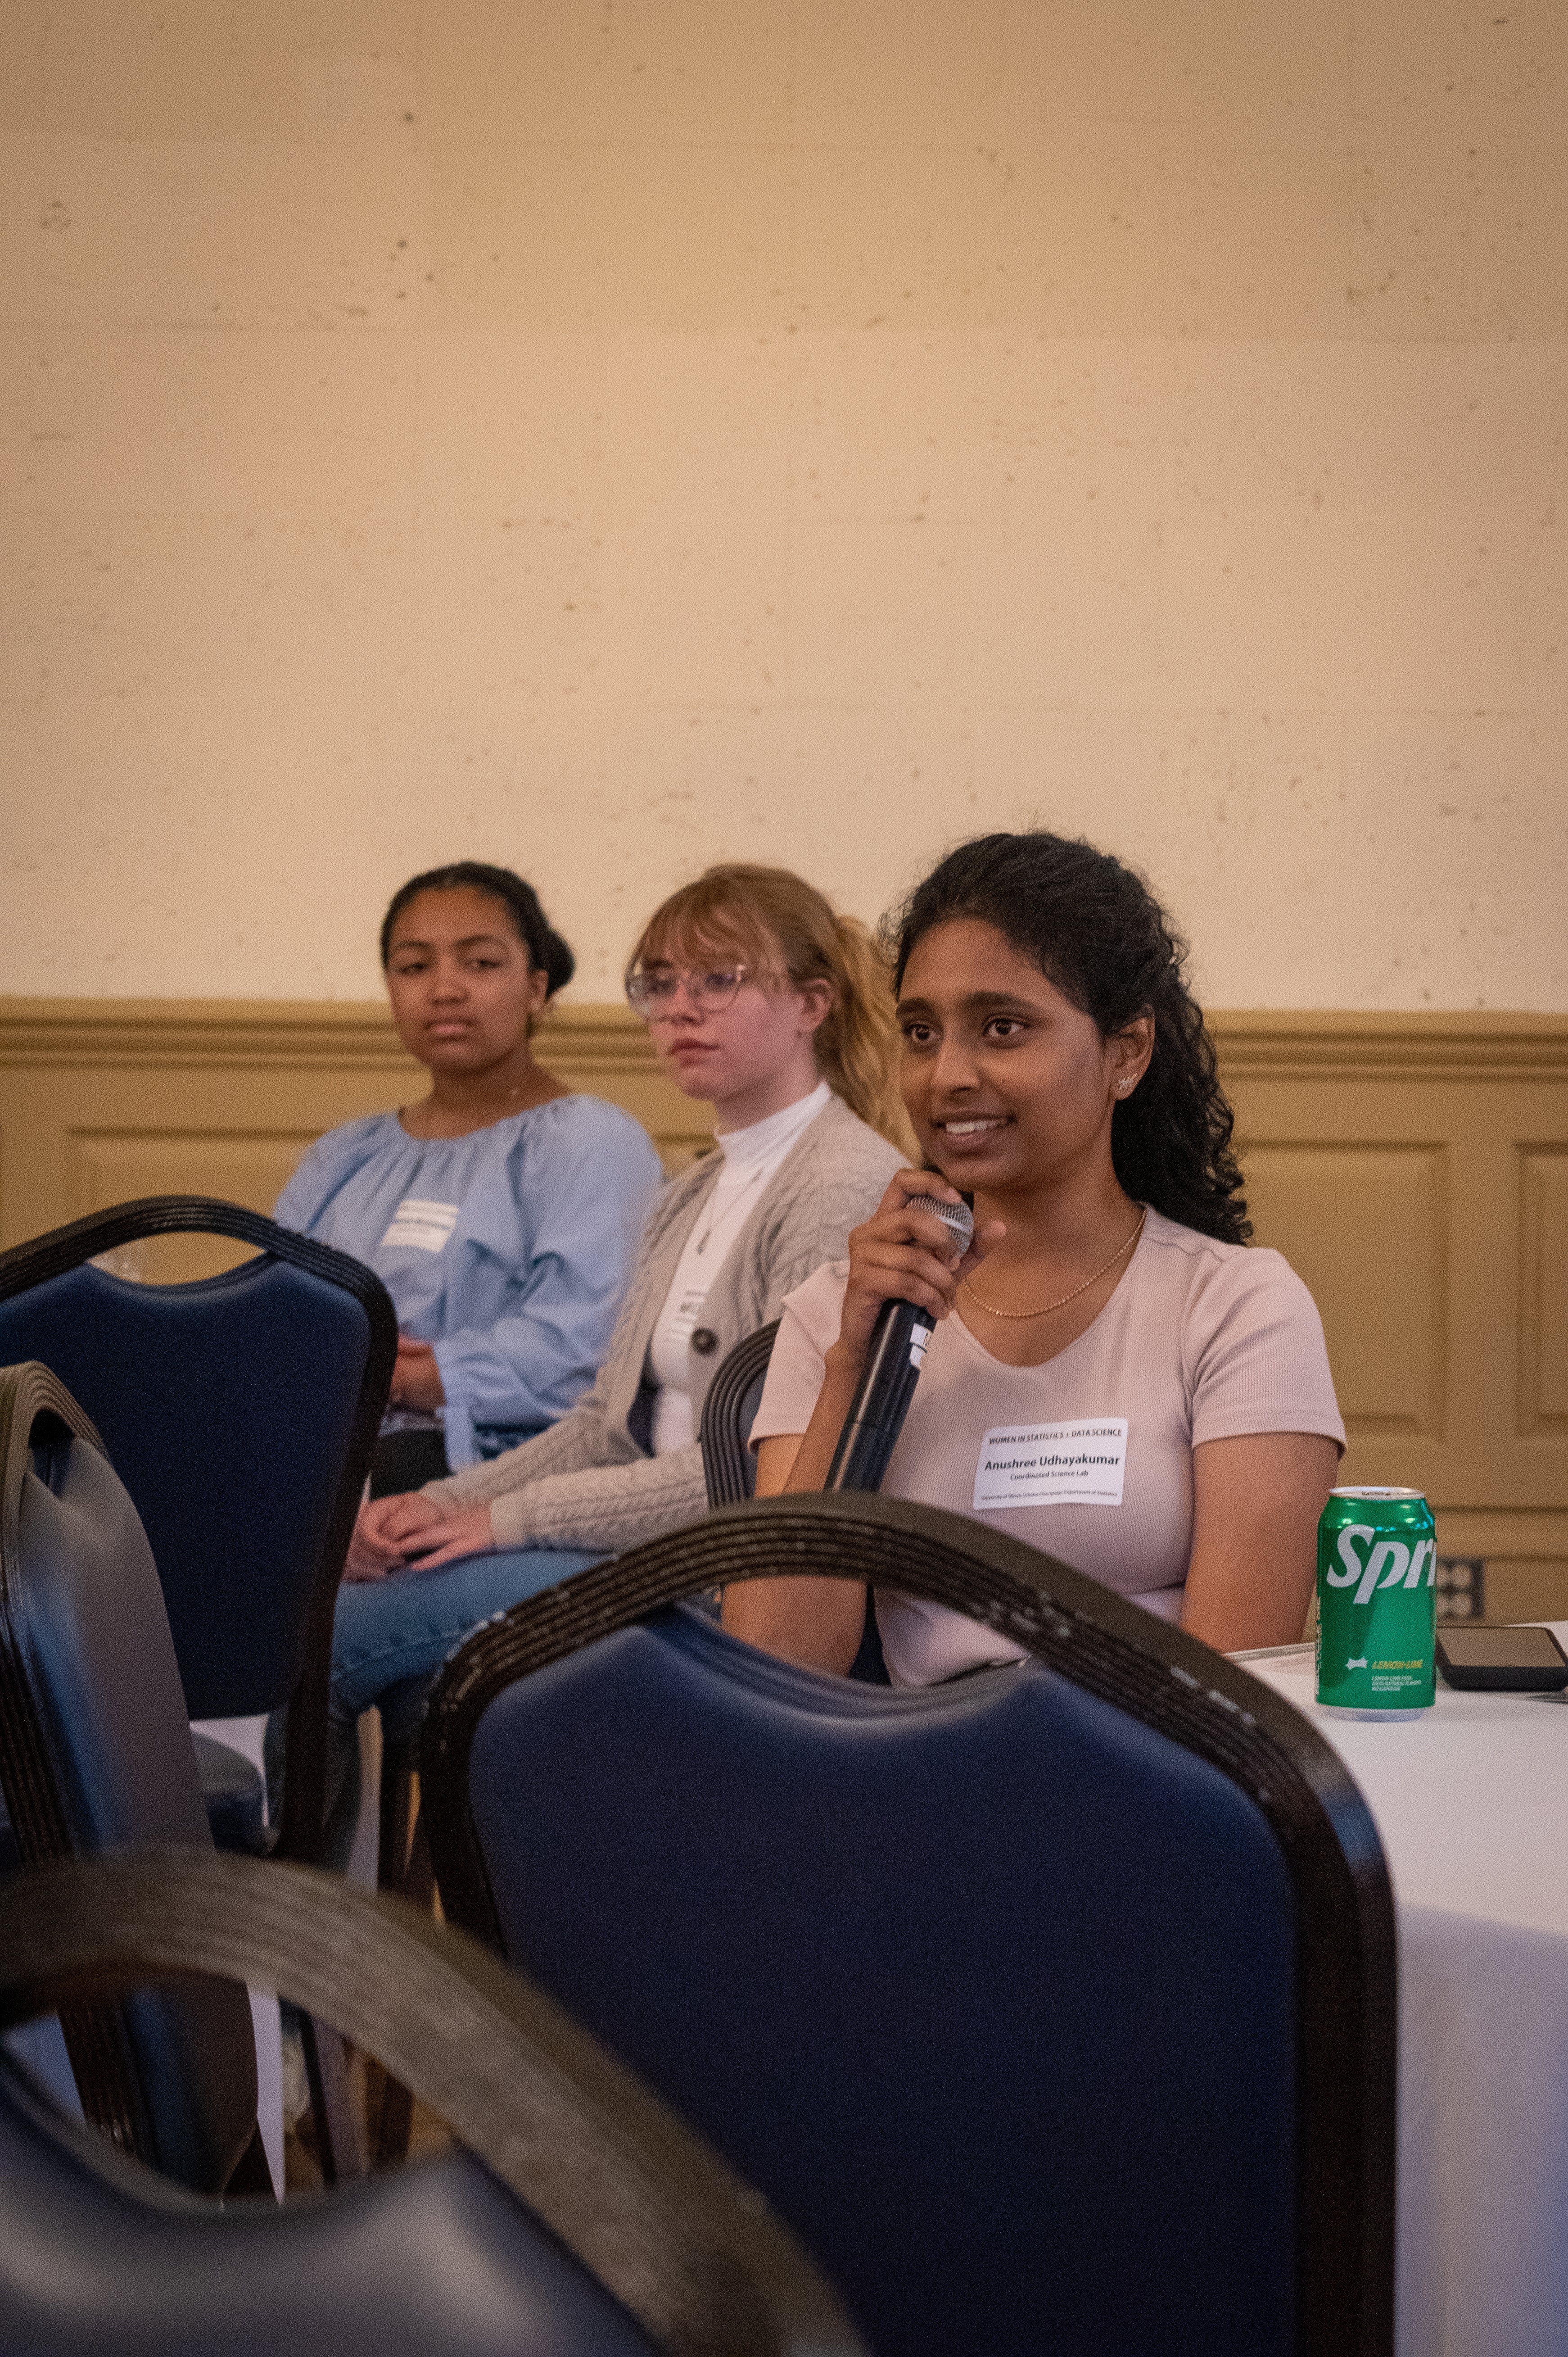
[1244,1628,1568,2357]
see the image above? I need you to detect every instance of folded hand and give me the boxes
[344,1491,494,1581]
[394,1504,497,1571]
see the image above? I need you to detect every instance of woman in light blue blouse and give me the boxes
[277,861,662,1491]
[272,861,662,1864]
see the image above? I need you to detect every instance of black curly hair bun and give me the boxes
[379,862,575,998]
[883,831,1250,1245]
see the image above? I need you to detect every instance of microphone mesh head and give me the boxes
[915,1192,975,1254]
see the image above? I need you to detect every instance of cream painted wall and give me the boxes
[2,1,1565,1008]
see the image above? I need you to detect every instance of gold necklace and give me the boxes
[961,1208,1148,1321]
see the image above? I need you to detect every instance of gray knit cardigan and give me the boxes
[422,1092,905,1556]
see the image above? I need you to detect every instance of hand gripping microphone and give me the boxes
[824,1192,975,1494]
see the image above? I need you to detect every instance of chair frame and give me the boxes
[697,1321,779,1509]
[0,1195,397,1866]
[420,1491,1398,2357]
[0,1848,867,2357]
[0,1362,272,2191]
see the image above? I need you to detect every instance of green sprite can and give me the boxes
[1316,1487,1437,1719]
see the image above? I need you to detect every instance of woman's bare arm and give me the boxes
[720,1165,1012,1674]
[721,1170,984,1677]
[1179,1432,1340,1654]
[719,1421,868,1673]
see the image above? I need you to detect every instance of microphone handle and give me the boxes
[823,1298,935,1494]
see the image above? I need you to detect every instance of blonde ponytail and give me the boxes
[627,865,913,1154]
[817,911,913,1152]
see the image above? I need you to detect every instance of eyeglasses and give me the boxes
[625,962,750,1019]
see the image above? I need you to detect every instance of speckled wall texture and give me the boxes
[2,2,1564,1006]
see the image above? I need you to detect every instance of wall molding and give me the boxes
[0,997,644,1076]
[4,997,1565,1078]
[1206,1010,1568,1082]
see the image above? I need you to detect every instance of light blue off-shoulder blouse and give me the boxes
[275,1095,663,1469]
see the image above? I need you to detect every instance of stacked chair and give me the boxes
[0,1314,863,2355]
[0,1197,397,2176]
[0,1197,395,1865]
[0,1848,863,2356]
[421,1492,1399,2357]
[0,1361,273,2194]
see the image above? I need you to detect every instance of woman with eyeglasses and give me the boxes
[334,865,905,1814]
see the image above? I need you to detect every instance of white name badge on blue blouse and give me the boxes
[973,1419,1129,1509]
[380,1198,461,1254]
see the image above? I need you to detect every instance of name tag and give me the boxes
[380,1198,460,1254]
[973,1419,1129,1510]
[667,1284,708,1343]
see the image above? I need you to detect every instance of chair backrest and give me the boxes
[0,1849,867,2357]
[0,1197,396,1858]
[698,1322,778,1508]
[422,1494,1397,2357]
[0,1363,259,2193]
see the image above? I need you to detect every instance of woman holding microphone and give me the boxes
[729,832,1346,1679]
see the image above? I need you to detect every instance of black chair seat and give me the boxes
[0,2075,655,2357]
[0,1741,267,1885]
[378,1677,427,1753]
[0,1849,868,2357]
[189,1736,268,1858]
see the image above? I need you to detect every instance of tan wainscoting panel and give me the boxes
[2,1001,1565,1600]
[1518,1148,1568,1437]
[66,1131,330,1284]
[1240,1142,1447,1440]
[0,999,716,1286]
[1218,1014,1568,1597]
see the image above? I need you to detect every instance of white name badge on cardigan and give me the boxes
[380,1197,461,1253]
[668,1283,708,1343]
[973,1419,1129,1509]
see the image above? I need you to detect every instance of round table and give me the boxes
[1239,1625,1568,2357]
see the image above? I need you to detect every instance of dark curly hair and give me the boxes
[379,862,574,999]
[885,832,1249,1243]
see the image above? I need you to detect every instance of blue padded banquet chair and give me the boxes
[0,1849,867,2357]
[0,1361,269,2195]
[421,1492,1398,2357]
[0,1196,396,1869]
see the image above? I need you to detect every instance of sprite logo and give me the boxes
[1323,1525,1437,1608]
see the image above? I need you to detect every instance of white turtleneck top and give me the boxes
[647,1080,831,1455]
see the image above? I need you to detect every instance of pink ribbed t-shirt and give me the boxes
[750,1208,1345,1687]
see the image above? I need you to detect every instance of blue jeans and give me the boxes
[330,1544,601,1723]
[278,1546,602,1872]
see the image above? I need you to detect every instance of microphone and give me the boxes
[824,1192,975,1494]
